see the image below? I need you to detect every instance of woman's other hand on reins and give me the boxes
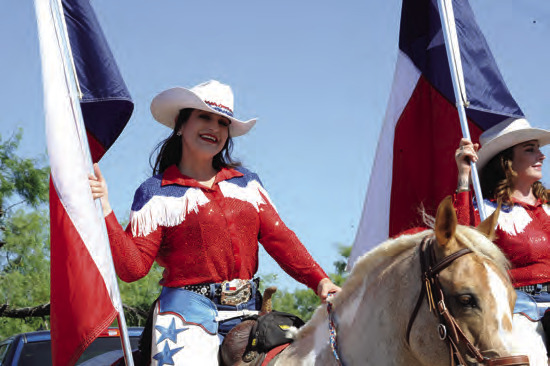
[88,163,113,217]
[455,138,479,192]
[317,278,341,303]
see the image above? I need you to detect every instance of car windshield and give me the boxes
[77,337,139,364]
[0,342,11,363]
[16,336,139,366]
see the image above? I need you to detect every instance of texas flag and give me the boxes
[348,0,523,268]
[35,0,133,364]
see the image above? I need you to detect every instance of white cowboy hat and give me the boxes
[150,80,257,137]
[476,117,550,170]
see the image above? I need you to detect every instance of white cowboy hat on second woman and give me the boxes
[150,80,257,137]
[476,117,550,170]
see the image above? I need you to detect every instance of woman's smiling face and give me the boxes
[511,139,545,186]
[179,109,231,161]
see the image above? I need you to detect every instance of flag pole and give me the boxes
[49,0,135,364]
[437,0,487,220]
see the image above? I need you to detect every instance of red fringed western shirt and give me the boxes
[453,191,550,287]
[105,165,328,291]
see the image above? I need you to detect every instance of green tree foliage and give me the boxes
[270,287,320,322]
[117,263,164,326]
[261,244,351,322]
[331,244,351,287]
[0,131,50,338]
[0,131,48,212]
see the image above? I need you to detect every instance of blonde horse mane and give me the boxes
[295,224,509,339]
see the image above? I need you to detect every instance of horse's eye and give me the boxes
[457,294,476,308]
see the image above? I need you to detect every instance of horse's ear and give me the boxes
[434,196,457,246]
[476,199,501,241]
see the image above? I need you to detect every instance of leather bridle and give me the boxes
[406,236,529,366]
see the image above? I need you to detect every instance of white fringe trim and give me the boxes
[129,188,210,237]
[497,205,532,236]
[542,204,550,217]
[218,179,277,212]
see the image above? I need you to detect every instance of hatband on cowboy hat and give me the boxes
[476,117,550,170]
[150,80,257,137]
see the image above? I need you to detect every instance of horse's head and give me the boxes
[281,197,529,366]
[420,196,527,365]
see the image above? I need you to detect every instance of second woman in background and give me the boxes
[453,117,550,359]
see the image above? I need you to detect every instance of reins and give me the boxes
[406,235,529,366]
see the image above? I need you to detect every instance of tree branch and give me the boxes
[0,303,149,323]
[122,304,148,324]
[0,303,50,318]
[5,200,25,213]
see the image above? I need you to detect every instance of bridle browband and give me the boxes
[406,235,529,366]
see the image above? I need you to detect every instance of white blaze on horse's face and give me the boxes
[437,243,516,359]
[484,263,516,351]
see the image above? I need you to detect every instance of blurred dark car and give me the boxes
[0,327,143,366]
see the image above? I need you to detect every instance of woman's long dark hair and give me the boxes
[480,146,548,205]
[150,108,241,175]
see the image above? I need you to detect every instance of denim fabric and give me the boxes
[513,289,550,321]
[158,280,261,343]
[158,287,219,334]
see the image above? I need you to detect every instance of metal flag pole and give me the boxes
[437,0,487,220]
[48,0,135,364]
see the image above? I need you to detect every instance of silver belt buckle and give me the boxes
[220,279,251,306]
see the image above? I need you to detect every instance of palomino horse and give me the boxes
[273,197,529,365]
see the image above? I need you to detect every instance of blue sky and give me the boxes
[1,1,549,290]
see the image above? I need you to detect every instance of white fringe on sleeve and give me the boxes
[129,188,210,237]
[497,206,532,236]
[218,180,277,212]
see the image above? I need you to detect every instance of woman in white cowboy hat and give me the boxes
[89,80,340,365]
[454,117,550,358]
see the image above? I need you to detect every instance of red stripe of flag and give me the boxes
[35,0,133,364]
[49,179,118,365]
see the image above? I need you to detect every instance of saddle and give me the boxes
[111,287,304,366]
[220,287,305,366]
